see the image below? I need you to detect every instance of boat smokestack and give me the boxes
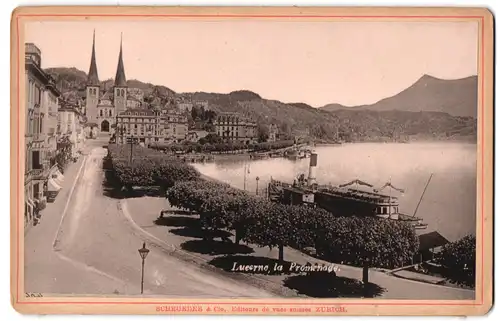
[307,153,318,185]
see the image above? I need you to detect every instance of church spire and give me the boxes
[114,33,127,87]
[87,29,100,86]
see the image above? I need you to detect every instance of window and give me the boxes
[34,85,41,106]
[110,110,112,116]
[32,151,41,169]
[100,110,103,117]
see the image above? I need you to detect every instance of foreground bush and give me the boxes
[436,234,476,287]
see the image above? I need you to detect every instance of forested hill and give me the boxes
[45,67,477,142]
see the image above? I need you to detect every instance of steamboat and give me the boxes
[268,153,429,230]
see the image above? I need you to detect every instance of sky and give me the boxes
[24,20,478,107]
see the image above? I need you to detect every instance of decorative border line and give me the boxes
[15,13,486,307]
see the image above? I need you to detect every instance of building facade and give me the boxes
[115,108,188,145]
[84,31,141,135]
[215,112,257,144]
[58,103,85,158]
[268,123,279,142]
[25,43,64,230]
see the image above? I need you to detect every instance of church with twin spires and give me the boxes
[84,31,142,135]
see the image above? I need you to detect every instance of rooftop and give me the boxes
[418,231,450,251]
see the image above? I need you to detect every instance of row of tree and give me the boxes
[167,180,420,271]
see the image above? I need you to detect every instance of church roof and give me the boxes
[114,34,127,87]
[87,30,100,86]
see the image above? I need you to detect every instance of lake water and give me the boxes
[192,143,477,242]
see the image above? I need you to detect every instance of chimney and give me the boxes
[307,153,318,186]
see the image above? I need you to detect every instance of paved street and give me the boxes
[24,138,273,297]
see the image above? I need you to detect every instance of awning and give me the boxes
[53,176,64,187]
[47,178,62,192]
[55,169,65,182]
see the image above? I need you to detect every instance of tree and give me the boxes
[317,216,419,289]
[199,133,223,145]
[257,124,270,143]
[204,110,217,123]
[436,234,476,287]
[241,200,293,261]
[191,106,199,120]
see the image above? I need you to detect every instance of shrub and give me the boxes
[107,145,201,190]
[436,234,476,287]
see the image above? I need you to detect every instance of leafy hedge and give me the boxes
[166,180,419,269]
[436,234,476,287]
[106,144,201,190]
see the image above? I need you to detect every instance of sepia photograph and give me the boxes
[11,6,493,316]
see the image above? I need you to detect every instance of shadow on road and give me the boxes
[169,227,232,240]
[156,215,233,240]
[181,239,254,256]
[102,183,163,199]
[283,274,386,298]
[154,216,199,228]
[208,255,301,276]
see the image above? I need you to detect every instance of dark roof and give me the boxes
[114,34,127,87]
[418,231,450,251]
[87,30,100,86]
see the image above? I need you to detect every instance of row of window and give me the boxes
[88,88,128,97]
[122,128,179,135]
[120,124,183,130]
[100,109,113,117]
[375,206,399,215]
[117,117,186,123]
[116,89,126,97]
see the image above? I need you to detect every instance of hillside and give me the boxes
[321,74,478,118]
[45,67,476,142]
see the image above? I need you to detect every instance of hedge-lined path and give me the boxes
[125,196,475,300]
[25,142,274,298]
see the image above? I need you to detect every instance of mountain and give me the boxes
[321,74,478,118]
[45,67,476,142]
[45,67,176,97]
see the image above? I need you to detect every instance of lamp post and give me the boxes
[256,176,260,195]
[138,242,150,295]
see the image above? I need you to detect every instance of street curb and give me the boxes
[119,199,297,298]
[52,155,88,251]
